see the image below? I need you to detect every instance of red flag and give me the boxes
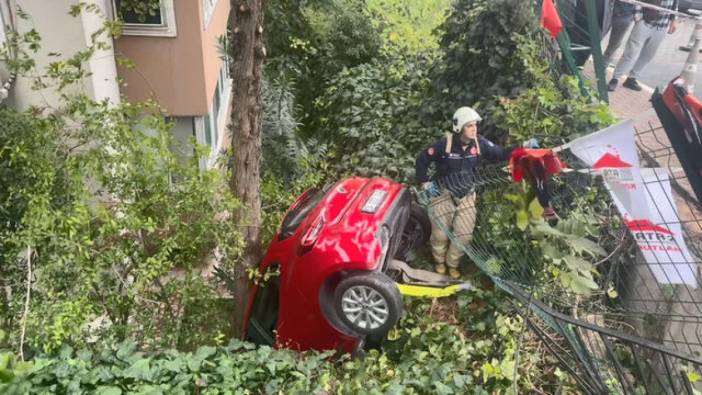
[541,0,563,38]
[509,148,565,183]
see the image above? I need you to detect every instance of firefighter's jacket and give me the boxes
[415,133,512,198]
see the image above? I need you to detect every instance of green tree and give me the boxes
[227,0,266,337]
[315,59,433,181]
[365,0,451,58]
[264,0,382,137]
[427,0,541,133]
[1,5,243,352]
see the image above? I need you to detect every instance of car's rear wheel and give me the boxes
[394,203,431,261]
[334,272,402,337]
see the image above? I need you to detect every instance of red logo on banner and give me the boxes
[625,219,674,235]
[592,153,633,169]
[625,218,679,251]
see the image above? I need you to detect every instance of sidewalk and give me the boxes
[583,16,699,128]
[582,62,658,129]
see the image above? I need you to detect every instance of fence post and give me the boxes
[584,0,608,103]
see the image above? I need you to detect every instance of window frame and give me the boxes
[195,62,232,168]
[112,0,177,37]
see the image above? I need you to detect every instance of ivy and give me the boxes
[0,288,577,394]
[315,59,434,182]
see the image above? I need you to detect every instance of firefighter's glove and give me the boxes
[522,138,540,149]
[422,181,440,198]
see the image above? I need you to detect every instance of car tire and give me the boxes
[394,202,431,261]
[333,272,403,337]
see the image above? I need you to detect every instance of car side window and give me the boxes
[279,185,330,240]
[246,265,280,346]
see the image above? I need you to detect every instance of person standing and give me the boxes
[566,0,614,67]
[415,107,514,279]
[602,0,637,67]
[608,0,678,92]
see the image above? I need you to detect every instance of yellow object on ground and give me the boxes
[396,282,471,298]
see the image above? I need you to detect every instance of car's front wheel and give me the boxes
[333,272,402,337]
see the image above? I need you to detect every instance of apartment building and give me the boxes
[0,0,232,167]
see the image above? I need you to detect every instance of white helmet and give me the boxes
[452,106,482,133]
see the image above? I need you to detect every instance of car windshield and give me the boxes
[279,184,331,240]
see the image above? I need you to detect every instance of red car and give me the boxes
[244,176,429,353]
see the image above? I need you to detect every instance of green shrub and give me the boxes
[365,0,452,59]
[0,101,244,352]
[1,288,575,394]
[315,59,437,182]
[427,0,540,127]
[265,0,382,137]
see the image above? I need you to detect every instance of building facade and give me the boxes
[0,0,232,167]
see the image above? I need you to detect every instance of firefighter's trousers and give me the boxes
[428,191,476,268]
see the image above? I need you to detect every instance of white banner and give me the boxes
[569,120,649,217]
[569,121,698,287]
[635,168,698,287]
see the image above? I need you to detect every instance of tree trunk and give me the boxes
[228,0,265,337]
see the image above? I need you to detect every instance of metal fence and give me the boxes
[416,119,702,393]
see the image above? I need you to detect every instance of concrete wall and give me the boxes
[115,0,230,116]
[8,0,119,109]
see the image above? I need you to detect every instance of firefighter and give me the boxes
[415,107,515,279]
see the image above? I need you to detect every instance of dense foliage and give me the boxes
[0,101,243,352]
[1,0,619,392]
[115,0,161,23]
[1,7,243,353]
[264,0,382,137]
[1,288,575,394]
[428,0,541,123]
[365,0,452,58]
[314,59,431,181]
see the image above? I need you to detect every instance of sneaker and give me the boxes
[449,268,461,279]
[607,78,618,92]
[435,263,447,275]
[623,77,643,91]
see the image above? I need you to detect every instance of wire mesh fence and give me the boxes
[415,120,702,393]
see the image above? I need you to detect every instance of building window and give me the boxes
[203,0,220,29]
[113,0,177,37]
[195,63,231,167]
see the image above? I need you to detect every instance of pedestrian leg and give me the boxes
[629,26,667,79]
[428,192,455,265]
[613,21,651,80]
[603,16,634,66]
[446,193,477,269]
